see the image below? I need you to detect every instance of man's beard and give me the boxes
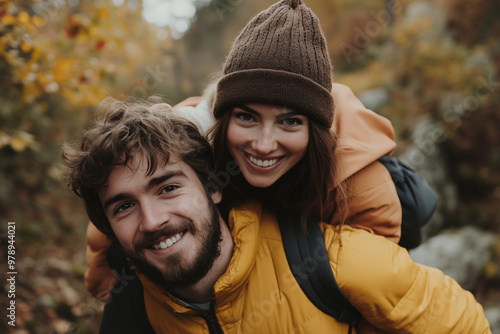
[124,199,222,293]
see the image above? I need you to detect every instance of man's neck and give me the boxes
[171,220,234,304]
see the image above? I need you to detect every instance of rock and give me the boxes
[57,278,80,306]
[410,226,495,290]
[51,319,72,334]
[38,294,54,308]
[357,87,389,111]
[47,256,72,273]
[400,115,458,239]
[402,1,448,41]
[485,307,500,334]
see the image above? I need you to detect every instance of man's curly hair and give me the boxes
[61,97,217,238]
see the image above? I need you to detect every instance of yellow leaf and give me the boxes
[0,132,10,149]
[2,15,16,26]
[484,261,499,280]
[23,83,42,102]
[37,72,49,86]
[89,26,99,37]
[10,137,28,152]
[18,11,30,25]
[32,16,45,27]
[21,42,32,53]
[37,102,49,113]
[76,33,89,42]
[53,59,75,82]
[31,47,41,61]
[97,8,109,19]
[10,132,34,152]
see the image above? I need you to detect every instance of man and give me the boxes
[62,98,491,333]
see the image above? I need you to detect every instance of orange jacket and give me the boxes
[84,83,401,298]
[331,83,400,242]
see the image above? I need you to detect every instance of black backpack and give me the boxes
[378,155,437,249]
[277,155,438,333]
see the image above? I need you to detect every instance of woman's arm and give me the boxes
[85,222,117,301]
[347,160,402,243]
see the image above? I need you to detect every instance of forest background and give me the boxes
[0,0,499,333]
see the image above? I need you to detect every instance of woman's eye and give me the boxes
[281,118,303,127]
[235,112,255,122]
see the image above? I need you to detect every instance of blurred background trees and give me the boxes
[0,0,499,332]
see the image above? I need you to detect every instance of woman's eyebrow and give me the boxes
[236,104,259,115]
[276,111,302,119]
[237,105,300,119]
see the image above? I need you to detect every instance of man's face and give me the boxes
[99,154,223,291]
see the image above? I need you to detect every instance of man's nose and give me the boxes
[139,201,170,232]
[251,127,278,155]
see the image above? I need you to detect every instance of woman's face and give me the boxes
[226,103,309,188]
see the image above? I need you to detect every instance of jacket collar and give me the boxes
[213,201,262,305]
[139,201,263,313]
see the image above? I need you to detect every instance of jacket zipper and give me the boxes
[202,296,224,334]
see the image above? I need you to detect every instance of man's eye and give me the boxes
[115,203,134,214]
[161,185,179,193]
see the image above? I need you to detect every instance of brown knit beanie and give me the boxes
[213,0,334,127]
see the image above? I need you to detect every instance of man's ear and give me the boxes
[210,190,222,204]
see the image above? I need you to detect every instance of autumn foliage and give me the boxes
[0,0,499,332]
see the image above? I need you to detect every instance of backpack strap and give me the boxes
[99,240,155,334]
[277,212,361,329]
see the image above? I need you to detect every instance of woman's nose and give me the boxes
[251,127,278,155]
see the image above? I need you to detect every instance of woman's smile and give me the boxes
[227,103,309,188]
[245,152,280,168]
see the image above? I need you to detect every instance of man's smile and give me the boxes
[151,232,185,250]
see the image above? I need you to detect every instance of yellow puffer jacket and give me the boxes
[142,202,491,334]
